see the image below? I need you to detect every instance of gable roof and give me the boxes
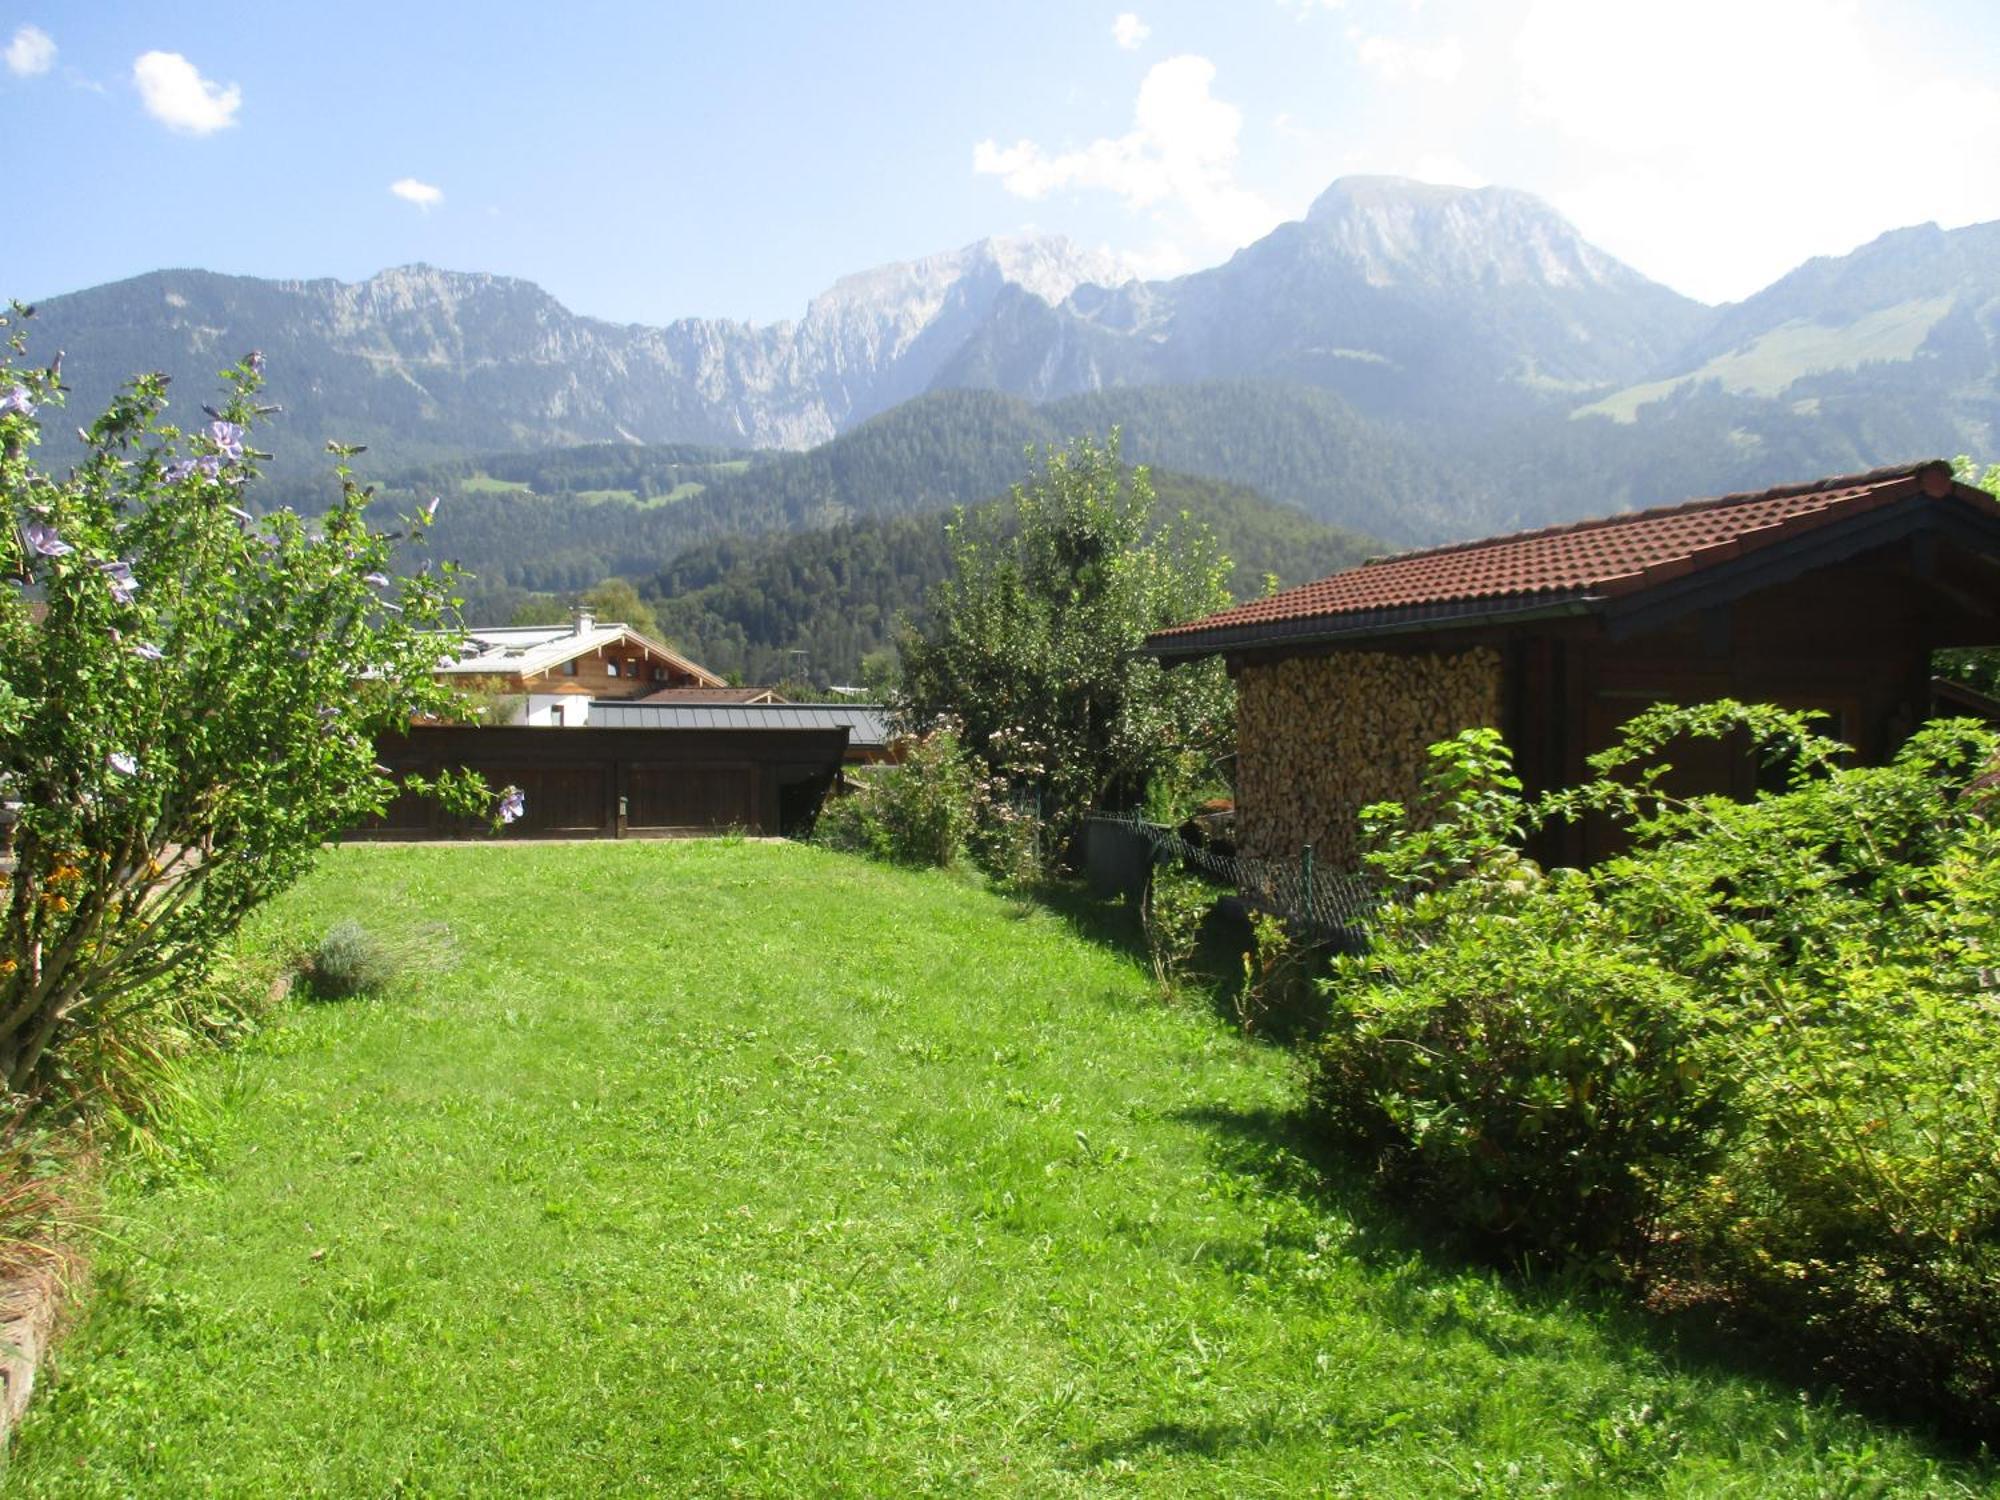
[1148,461,2000,659]
[431,622,724,687]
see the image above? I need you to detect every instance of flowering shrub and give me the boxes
[817,718,1049,886]
[0,315,497,1097]
[1312,703,2000,1433]
[816,721,986,868]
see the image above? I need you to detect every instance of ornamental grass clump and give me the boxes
[0,310,505,1104]
[1312,703,2000,1435]
[302,919,455,1001]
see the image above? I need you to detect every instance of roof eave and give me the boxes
[1145,594,1602,662]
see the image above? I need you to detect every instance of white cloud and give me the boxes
[973,55,1279,251]
[1514,0,2000,302]
[390,177,443,209]
[1111,12,1150,49]
[132,51,241,135]
[4,24,54,77]
[1275,0,1343,15]
[1355,33,1464,83]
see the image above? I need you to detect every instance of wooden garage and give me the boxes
[351,723,849,840]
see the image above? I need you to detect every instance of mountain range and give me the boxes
[17,175,2000,547]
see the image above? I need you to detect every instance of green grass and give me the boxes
[458,472,536,494]
[1574,297,1956,422]
[9,844,1992,1496]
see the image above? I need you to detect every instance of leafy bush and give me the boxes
[1233,911,1296,1034]
[815,722,985,868]
[1142,863,1218,997]
[1311,706,2000,1432]
[971,791,1044,893]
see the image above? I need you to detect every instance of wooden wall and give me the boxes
[351,726,848,840]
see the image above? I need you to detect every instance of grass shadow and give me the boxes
[1029,880,1331,1045]
[1180,1097,2000,1468]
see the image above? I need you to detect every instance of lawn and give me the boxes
[8,843,1991,1496]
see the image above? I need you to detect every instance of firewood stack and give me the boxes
[1235,647,1503,868]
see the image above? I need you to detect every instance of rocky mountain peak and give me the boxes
[1302,175,1655,294]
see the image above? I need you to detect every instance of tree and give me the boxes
[507,593,570,628]
[580,577,663,644]
[0,320,494,1095]
[897,434,1234,858]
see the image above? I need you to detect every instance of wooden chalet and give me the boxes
[432,608,724,714]
[1145,461,2000,869]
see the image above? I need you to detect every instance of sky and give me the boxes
[5,0,2000,325]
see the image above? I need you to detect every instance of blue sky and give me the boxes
[6,1,2000,323]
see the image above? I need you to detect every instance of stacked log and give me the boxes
[1236,647,1503,868]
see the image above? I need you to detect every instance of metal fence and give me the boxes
[1083,812,1378,942]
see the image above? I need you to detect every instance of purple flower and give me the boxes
[21,521,71,557]
[129,642,165,661]
[107,752,137,777]
[99,560,139,604]
[163,455,224,483]
[0,386,33,418]
[207,421,246,461]
[497,786,526,825]
[245,350,265,376]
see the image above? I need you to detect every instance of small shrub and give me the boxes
[1142,863,1217,997]
[817,722,984,868]
[972,792,1043,892]
[1234,911,1301,1035]
[306,921,400,1000]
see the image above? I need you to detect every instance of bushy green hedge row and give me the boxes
[1312,705,2000,1434]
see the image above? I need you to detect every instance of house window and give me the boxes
[652,666,668,682]
[605,660,620,678]
[561,660,578,677]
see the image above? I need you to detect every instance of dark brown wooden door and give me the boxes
[625,764,760,833]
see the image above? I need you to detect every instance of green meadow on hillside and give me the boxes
[9,843,1992,1496]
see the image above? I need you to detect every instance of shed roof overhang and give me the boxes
[1146,472,2000,666]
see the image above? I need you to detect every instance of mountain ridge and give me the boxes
[17,174,2000,548]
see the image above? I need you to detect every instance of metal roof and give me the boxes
[587,701,890,746]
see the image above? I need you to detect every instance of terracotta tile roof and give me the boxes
[1150,461,1989,653]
